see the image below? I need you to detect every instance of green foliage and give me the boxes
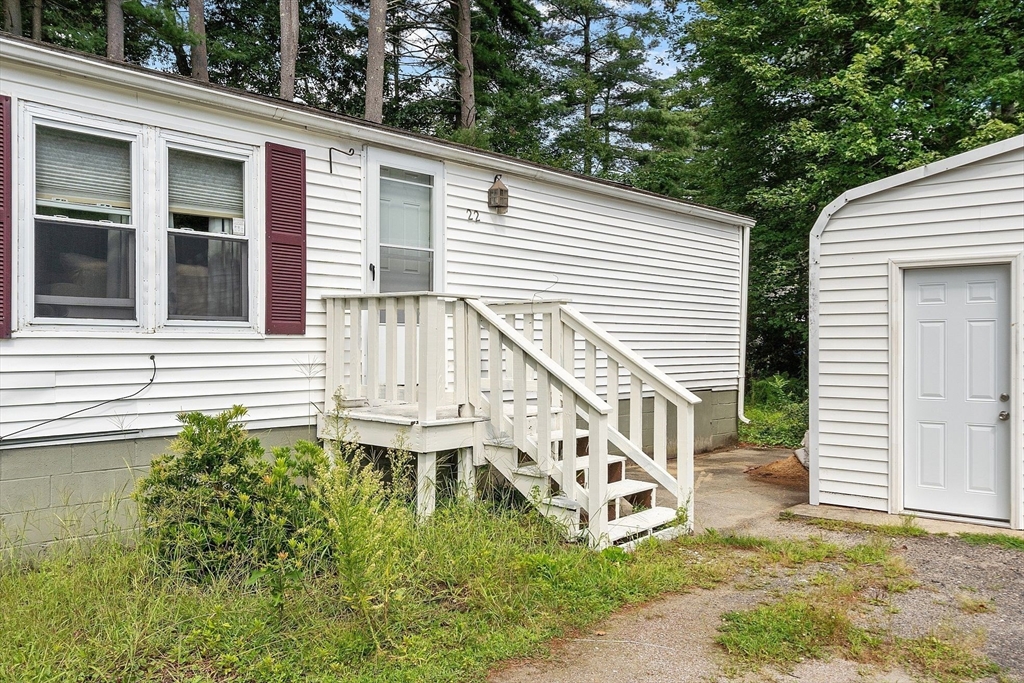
[673,0,1024,378]
[134,406,329,578]
[316,424,416,648]
[739,374,808,448]
[959,532,1024,552]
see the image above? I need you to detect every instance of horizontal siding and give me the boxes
[816,145,1024,509]
[0,61,361,441]
[445,164,743,392]
[0,59,745,444]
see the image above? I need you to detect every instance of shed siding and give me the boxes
[817,146,1024,510]
[0,57,745,446]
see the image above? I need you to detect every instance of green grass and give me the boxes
[0,504,735,683]
[797,514,928,538]
[959,532,1024,552]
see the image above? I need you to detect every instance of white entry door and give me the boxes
[904,265,1012,521]
[366,149,444,294]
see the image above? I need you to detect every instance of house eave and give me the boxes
[0,35,756,230]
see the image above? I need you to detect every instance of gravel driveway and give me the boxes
[489,448,1024,683]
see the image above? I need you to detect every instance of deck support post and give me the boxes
[417,451,437,519]
[457,447,477,500]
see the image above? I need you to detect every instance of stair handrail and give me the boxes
[465,299,612,416]
[558,304,702,407]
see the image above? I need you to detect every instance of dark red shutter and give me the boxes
[0,95,11,339]
[265,142,306,335]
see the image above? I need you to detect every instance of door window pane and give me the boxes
[380,178,431,248]
[380,245,432,293]
[34,220,135,320]
[168,234,248,320]
[35,126,132,223]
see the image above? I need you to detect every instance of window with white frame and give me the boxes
[377,166,437,293]
[33,125,137,321]
[166,148,249,321]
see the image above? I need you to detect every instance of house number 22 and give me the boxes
[466,209,481,222]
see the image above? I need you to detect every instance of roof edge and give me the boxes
[810,134,1024,241]
[0,35,756,229]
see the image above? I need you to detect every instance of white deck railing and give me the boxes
[323,293,699,545]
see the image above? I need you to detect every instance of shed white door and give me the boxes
[904,265,1012,521]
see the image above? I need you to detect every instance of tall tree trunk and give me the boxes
[582,13,593,175]
[279,0,299,100]
[4,0,22,35]
[364,0,386,122]
[31,0,41,39]
[452,0,475,129]
[189,0,208,81]
[390,27,401,110]
[106,0,124,60]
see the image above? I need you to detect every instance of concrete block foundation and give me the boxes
[0,425,315,549]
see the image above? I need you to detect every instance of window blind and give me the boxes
[35,126,131,209]
[168,149,244,217]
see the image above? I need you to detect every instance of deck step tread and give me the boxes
[572,454,626,470]
[511,453,628,478]
[606,506,677,544]
[606,478,657,500]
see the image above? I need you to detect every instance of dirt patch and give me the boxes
[744,454,808,487]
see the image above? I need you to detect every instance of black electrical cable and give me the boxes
[0,355,157,443]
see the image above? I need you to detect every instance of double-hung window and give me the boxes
[166,148,248,321]
[33,126,136,321]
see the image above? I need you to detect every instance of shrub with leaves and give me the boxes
[134,406,329,578]
[740,375,808,449]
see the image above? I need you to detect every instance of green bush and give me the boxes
[740,375,808,449]
[134,406,330,578]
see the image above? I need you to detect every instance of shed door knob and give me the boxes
[998,411,1010,421]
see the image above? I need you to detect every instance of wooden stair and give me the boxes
[322,293,700,549]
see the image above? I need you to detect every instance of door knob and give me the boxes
[1000,393,1010,402]
[998,411,1010,421]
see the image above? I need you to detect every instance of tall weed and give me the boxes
[740,374,808,448]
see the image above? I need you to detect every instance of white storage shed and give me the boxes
[809,135,1024,529]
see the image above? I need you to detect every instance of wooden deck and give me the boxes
[320,293,701,548]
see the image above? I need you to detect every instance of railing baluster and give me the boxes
[466,304,481,415]
[561,323,575,380]
[536,365,552,472]
[488,324,503,421]
[523,312,535,347]
[584,340,597,392]
[404,296,417,403]
[676,401,695,530]
[588,406,609,546]
[512,345,527,454]
[349,298,363,400]
[607,357,619,431]
[385,298,398,401]
[629,374,643,449]
[561,389,577,497]
[654,393,668,470]
[418,295,440,422]
[366,297,380,404]
[325,299,339,410]
[454,299,468,410]
[541,311,552,358]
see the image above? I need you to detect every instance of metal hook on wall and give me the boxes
[329,146,356,174]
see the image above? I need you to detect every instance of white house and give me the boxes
[0,36,754,547]
[809,135,1024,530]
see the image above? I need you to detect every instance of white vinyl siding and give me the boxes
[815,145,1024,511]
[445,165,743,392]
[0,51,746,446]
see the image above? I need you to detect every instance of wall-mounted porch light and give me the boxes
[488,175,509,214]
